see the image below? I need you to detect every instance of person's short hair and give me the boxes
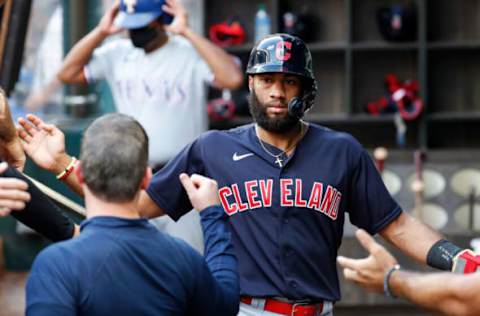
[80,113,149,202]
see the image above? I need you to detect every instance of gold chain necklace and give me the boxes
[255,122,306,167]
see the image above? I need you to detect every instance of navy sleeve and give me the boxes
[187,206,239,316]
[26,249,76,316]
[347,149,403,234]
[2,165,75,241]
[146,138,205,221]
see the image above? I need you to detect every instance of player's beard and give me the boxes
[249,89,299,134]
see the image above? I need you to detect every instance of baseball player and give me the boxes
[15,34,473,316]
[26,114,239,315]
[338,229,480,316]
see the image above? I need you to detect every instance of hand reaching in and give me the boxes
[179,173,220,212]
[17,114,68,174]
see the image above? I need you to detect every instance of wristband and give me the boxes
[56,157,77,180]
[427,239,463,271]
[384,264,401,298]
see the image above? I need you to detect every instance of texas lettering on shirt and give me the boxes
[218,179,342,221]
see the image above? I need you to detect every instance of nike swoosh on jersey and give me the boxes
[232,152,254,161]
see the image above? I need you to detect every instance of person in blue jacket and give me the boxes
[25,113,239,316]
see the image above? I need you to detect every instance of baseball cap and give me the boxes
[115,0,172,29]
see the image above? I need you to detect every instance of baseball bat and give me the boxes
[23,174,86,218]
[411,150,425,221]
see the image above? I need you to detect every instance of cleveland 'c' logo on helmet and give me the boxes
[275,41,292,62]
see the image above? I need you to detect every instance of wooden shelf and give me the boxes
[308,42,346,52]
[225,44,253,54]
[306,113,396,125]
[206,0,480,149]
[428,41,480,50]
[427,112,480,122]
[352,41,419,51]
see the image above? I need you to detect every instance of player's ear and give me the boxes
[140,167,152,190]
[248,75,254,92]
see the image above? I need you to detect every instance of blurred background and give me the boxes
[1,0,480,315]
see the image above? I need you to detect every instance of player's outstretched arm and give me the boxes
[162,0,243,90]
[17,114,83,196]
[338,229,480,316]
[390,270,480,316]
[179,173,239,315]
[378,211,443,265]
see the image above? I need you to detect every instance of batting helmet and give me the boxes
[246,33,317,118]
[115,0,173,29]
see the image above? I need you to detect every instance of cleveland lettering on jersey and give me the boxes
[219,178,342,220]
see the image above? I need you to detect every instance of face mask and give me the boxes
[129,26,158,48]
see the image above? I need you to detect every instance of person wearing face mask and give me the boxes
[57,0,243,252]
[58,0,242,170]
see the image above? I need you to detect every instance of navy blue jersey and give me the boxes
[26,208,238,316]
[147,123,402,302]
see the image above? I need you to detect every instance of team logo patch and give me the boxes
[275,41,292,61]
[125,0,137,13]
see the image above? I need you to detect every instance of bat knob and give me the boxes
[374,147,388,161]
[411,179,425,193]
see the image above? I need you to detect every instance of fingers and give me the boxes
[355,229,382,254]
[0,161,7,173]
[342,267,360,282]
[0,177,29,191]
[17,125,32,143]
[337,255,363,271]
[0,197,28,211]
[190,173,215,186]
[179,173,196,197]
[162,4,175,16]
[17,117,38,138]
[26,114,51,131]
[0,165,30,213]
[0,207,11,217]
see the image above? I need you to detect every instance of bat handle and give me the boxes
[373,147,388,174]
[414,149,425,180]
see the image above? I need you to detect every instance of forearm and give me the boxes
[391,271,480,316]
[138,190,165,218]
[58,27,107,84]
[380,211,442,264]
[182,28,243,89]
[200,205,239,314]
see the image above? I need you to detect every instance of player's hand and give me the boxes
[162,0,189,36]
[337,229,398,293]
[98,0,123,36]
[179,173,220,212]
[0,162,30,217]
[17,114,68,174]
